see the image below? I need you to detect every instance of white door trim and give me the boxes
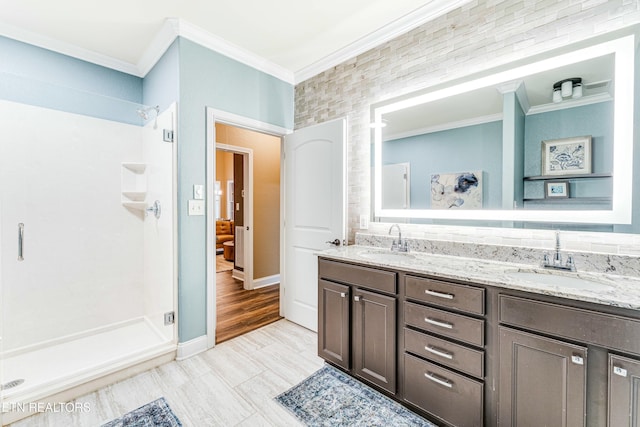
[216,143,254,291]
[205,106,289,349]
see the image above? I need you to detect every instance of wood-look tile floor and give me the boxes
[9,320,323,427]
[215,266,282,344]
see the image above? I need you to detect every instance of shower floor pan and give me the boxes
[1,317,175,413]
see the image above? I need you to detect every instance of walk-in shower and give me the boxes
[0,92,177,425]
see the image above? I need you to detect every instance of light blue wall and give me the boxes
[383,121,503,209]
[142,39,180,113]
[177,37,294,342]
[523,102,614,206]
[0,36,143,125]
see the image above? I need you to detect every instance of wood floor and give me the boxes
[216,258,282,344]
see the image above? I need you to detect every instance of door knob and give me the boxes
[326,239,341,246]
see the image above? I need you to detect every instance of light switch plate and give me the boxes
[188,199,205,216]
[193,184,204,200]
[360,214,369,229]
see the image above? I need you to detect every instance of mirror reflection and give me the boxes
[373,34,634,226]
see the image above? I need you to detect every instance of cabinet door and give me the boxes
[499,326,587,427]
[318,279,350,369]
[353,287,396,394]
[609,354,640,427]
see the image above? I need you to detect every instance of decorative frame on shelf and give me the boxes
[544,181,570,199]
[541,135,592,176]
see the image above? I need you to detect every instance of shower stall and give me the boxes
[0,94,177,424]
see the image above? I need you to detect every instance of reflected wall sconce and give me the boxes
[553,77,582,102]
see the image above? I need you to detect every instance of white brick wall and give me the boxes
[295,0,640,254]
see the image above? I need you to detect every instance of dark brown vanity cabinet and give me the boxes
[609,354,640,427]
[500,294,640,427]
[317,259,397,394]
[499,326,587,426]
[403,275,486,427]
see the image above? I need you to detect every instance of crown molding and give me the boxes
[294,0,474,84]
[136,19,180,77]
[173,19,294,84]
[0,21,140,76]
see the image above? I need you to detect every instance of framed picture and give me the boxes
[430,171,482,209]
[541,136,592,176]
[544,181,570,198]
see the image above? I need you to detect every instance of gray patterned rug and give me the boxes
[275,365,436,426]
[101,397,182,427]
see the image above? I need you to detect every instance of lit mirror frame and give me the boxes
[373,35,634,224]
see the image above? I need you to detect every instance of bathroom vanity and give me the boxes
[317,247,640,427]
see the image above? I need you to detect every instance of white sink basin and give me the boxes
[357,250,416,262]
[506,271,614,291]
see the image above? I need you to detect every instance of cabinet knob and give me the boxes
[354,296,361,302]
[339,292,346,298]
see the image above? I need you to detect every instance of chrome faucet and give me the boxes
[542,231,576,271]
[389,224,409,252]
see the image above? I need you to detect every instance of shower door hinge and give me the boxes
[164,311,175,325]
[163,129,174,143]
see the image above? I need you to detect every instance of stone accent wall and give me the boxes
[294,0,640,246]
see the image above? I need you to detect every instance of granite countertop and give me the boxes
[318,245,640,311]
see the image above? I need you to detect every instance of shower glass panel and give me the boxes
[0,79,176,423]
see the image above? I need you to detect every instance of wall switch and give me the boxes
[360,215,369,229]
[193,184,204,200]
[188,199,205,216]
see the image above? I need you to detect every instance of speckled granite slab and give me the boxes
[318,245,640,311]
[356,233,640,277]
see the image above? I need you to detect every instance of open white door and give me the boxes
[283,118,346,332]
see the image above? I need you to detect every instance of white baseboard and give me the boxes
[176,335,208,360]
[232,269,244,281]
[253,274,280,289]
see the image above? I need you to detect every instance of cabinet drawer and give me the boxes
[500,295,640,354]
[404,328,484,379]
[319,258,396,294]
[405,276,485,315]
[404,353,483,427]
[405,302,484,347]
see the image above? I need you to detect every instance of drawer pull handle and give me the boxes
[425,372,453,388]
[424,317,453,329]
[425,345,453,360]
[425,289,454,299]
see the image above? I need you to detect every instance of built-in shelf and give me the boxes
[121,162,147,173]
[523,173,612,181]
[122,191,146,202]
[523,197,612,203]
[121,162,147,210]
[121,201,147,210]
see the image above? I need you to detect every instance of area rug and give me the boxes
[101,397,182,427]
[275,365,436,426]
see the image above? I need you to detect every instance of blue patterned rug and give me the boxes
[101,397,182,427]
[275,365,436,426]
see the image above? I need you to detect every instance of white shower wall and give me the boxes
[0,100,172,352]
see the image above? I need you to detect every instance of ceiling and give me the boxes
[0,0,471,83]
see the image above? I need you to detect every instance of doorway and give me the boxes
[208,117,284,345]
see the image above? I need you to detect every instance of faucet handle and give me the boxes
[566,254,576,271]
[390,239,398,251]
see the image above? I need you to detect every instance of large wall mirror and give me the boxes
[372,33,635,228]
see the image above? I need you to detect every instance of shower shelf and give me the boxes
[122,191,146,202]
[122,201,147,210]
[121,162,147,209]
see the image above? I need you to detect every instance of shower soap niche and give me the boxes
[121,162,147,210]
